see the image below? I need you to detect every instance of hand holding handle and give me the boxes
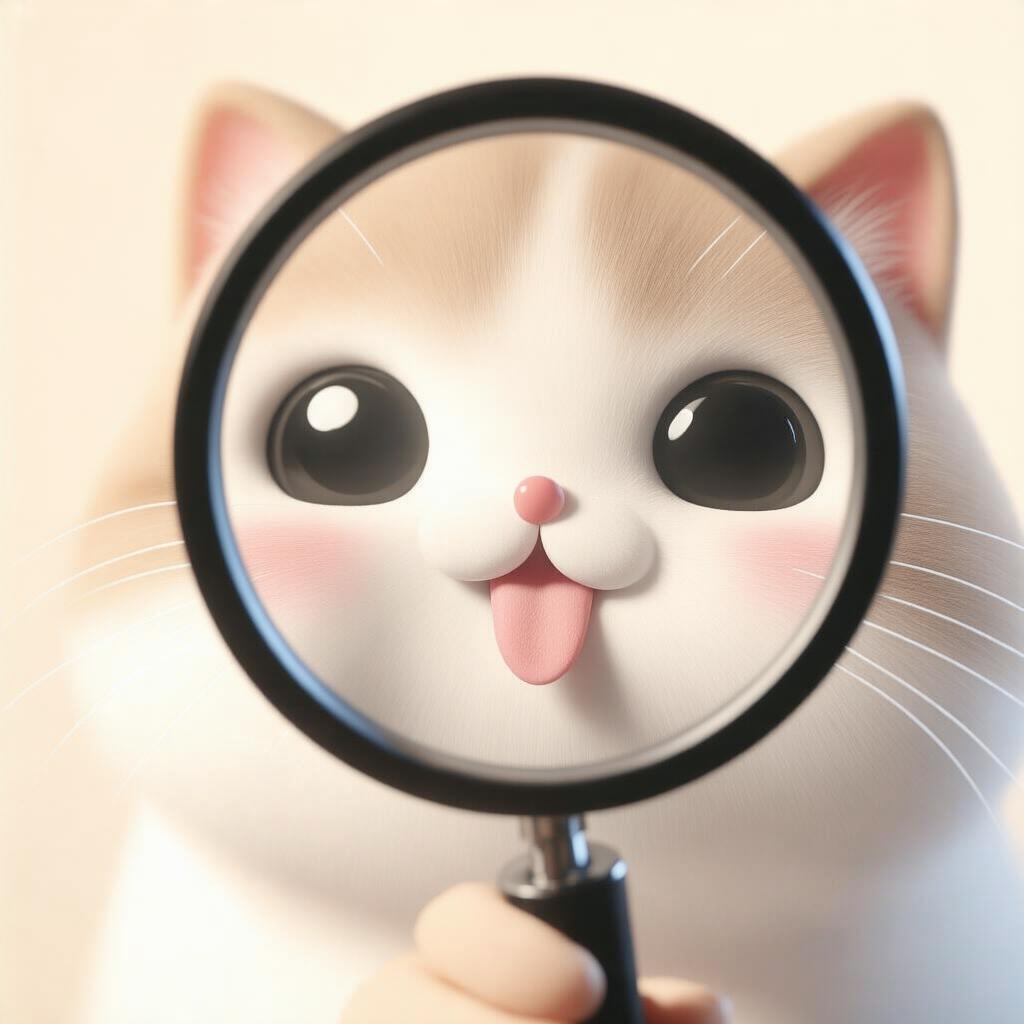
[499,817,644,1024]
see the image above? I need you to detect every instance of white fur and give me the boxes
[60,129,1024,1024]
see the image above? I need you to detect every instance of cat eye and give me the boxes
[652,371,824,510]
[267,366,428,505]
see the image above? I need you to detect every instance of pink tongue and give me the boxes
[489,542,594,685]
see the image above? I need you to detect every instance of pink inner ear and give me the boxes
[188,108,300,286]
[809,120,933,326]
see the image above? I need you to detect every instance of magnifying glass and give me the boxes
[174,78,905,1022]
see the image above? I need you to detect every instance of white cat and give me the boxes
[60,84,1024,1023]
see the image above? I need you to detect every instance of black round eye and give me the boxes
[268,366,428,505]
[653,371,824,510]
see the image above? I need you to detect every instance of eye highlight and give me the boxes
[653,371,824,511]
[268,366,428,505]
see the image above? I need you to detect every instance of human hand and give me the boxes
[342,883,731,1023]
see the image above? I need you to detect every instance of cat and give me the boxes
[55,83,1024,1023]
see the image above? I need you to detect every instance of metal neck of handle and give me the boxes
[519,814,592,889]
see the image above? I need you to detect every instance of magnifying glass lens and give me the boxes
[178,81,902,1024]
[218,128,864,779]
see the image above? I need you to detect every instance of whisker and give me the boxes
[41,563,278,753]
[795,568,1022,660]
[49,689,116,756]
[836,664,999,825]
[10,500,178,567]
[861,619,1024,710]
[1,599,200,714]
[339,209,384,266]
[877,594,1023,659]
[901,513,1024,553]
[890,561,1024,614]
[114,671,228,793]
[76,562,193,602]
[4,540,186,627]
[45,625,221,757]
[844,647,1019,785]
[722,230,766,277]
[685,216,739,277]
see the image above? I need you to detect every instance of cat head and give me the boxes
[213,110,871,769]
[65,84,1022,878]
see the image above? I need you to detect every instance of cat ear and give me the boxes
[776,103,956,344]
[180,82,340,299]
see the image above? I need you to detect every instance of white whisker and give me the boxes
[836,664,999,824]
[792,567,829,585]
[114,673,227,793]
[11,500,178,567]
[50,690,117,755]
[861,619,1024,710]
[46,626,221,757]
[902,513,1024,552]
[339,210,384,265]
[722,230,766,277]
[890,561,1024,614]
[1,599,200,714]
[77,562,193,601]
[844,647,1019,785]
[5,540,186,627]
[685,216,739,277]
[878,594,1023,659]
[794,568,1022,659]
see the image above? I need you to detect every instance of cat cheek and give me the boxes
[735,521,841,614]
[233,519,366,611]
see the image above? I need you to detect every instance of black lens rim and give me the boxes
[174,77,906,816]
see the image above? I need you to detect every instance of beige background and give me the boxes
[5,0,1024,536]
[2,0,1022,1019]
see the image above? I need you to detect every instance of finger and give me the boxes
[639,977,733,1024]
[414,882,605,1022]
[341,953,568,1024]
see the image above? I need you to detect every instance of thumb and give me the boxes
[639,977,732,1024]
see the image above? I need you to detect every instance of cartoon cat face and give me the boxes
[218,129,862,770]
[63,85,1023,890]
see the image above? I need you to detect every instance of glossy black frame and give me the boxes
[174,77,906,816]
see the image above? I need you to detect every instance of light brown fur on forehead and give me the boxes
[259,133,553,324]
[260,132,830,368]
[583,142,827,349]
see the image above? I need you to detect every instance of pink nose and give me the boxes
[514,476,565,525]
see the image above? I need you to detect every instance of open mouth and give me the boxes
[489,540,594,685]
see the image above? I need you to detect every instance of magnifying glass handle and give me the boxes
[500,817,644,1024]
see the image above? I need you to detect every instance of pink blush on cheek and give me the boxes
[735,521,841,614]
[233,518,366,613]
